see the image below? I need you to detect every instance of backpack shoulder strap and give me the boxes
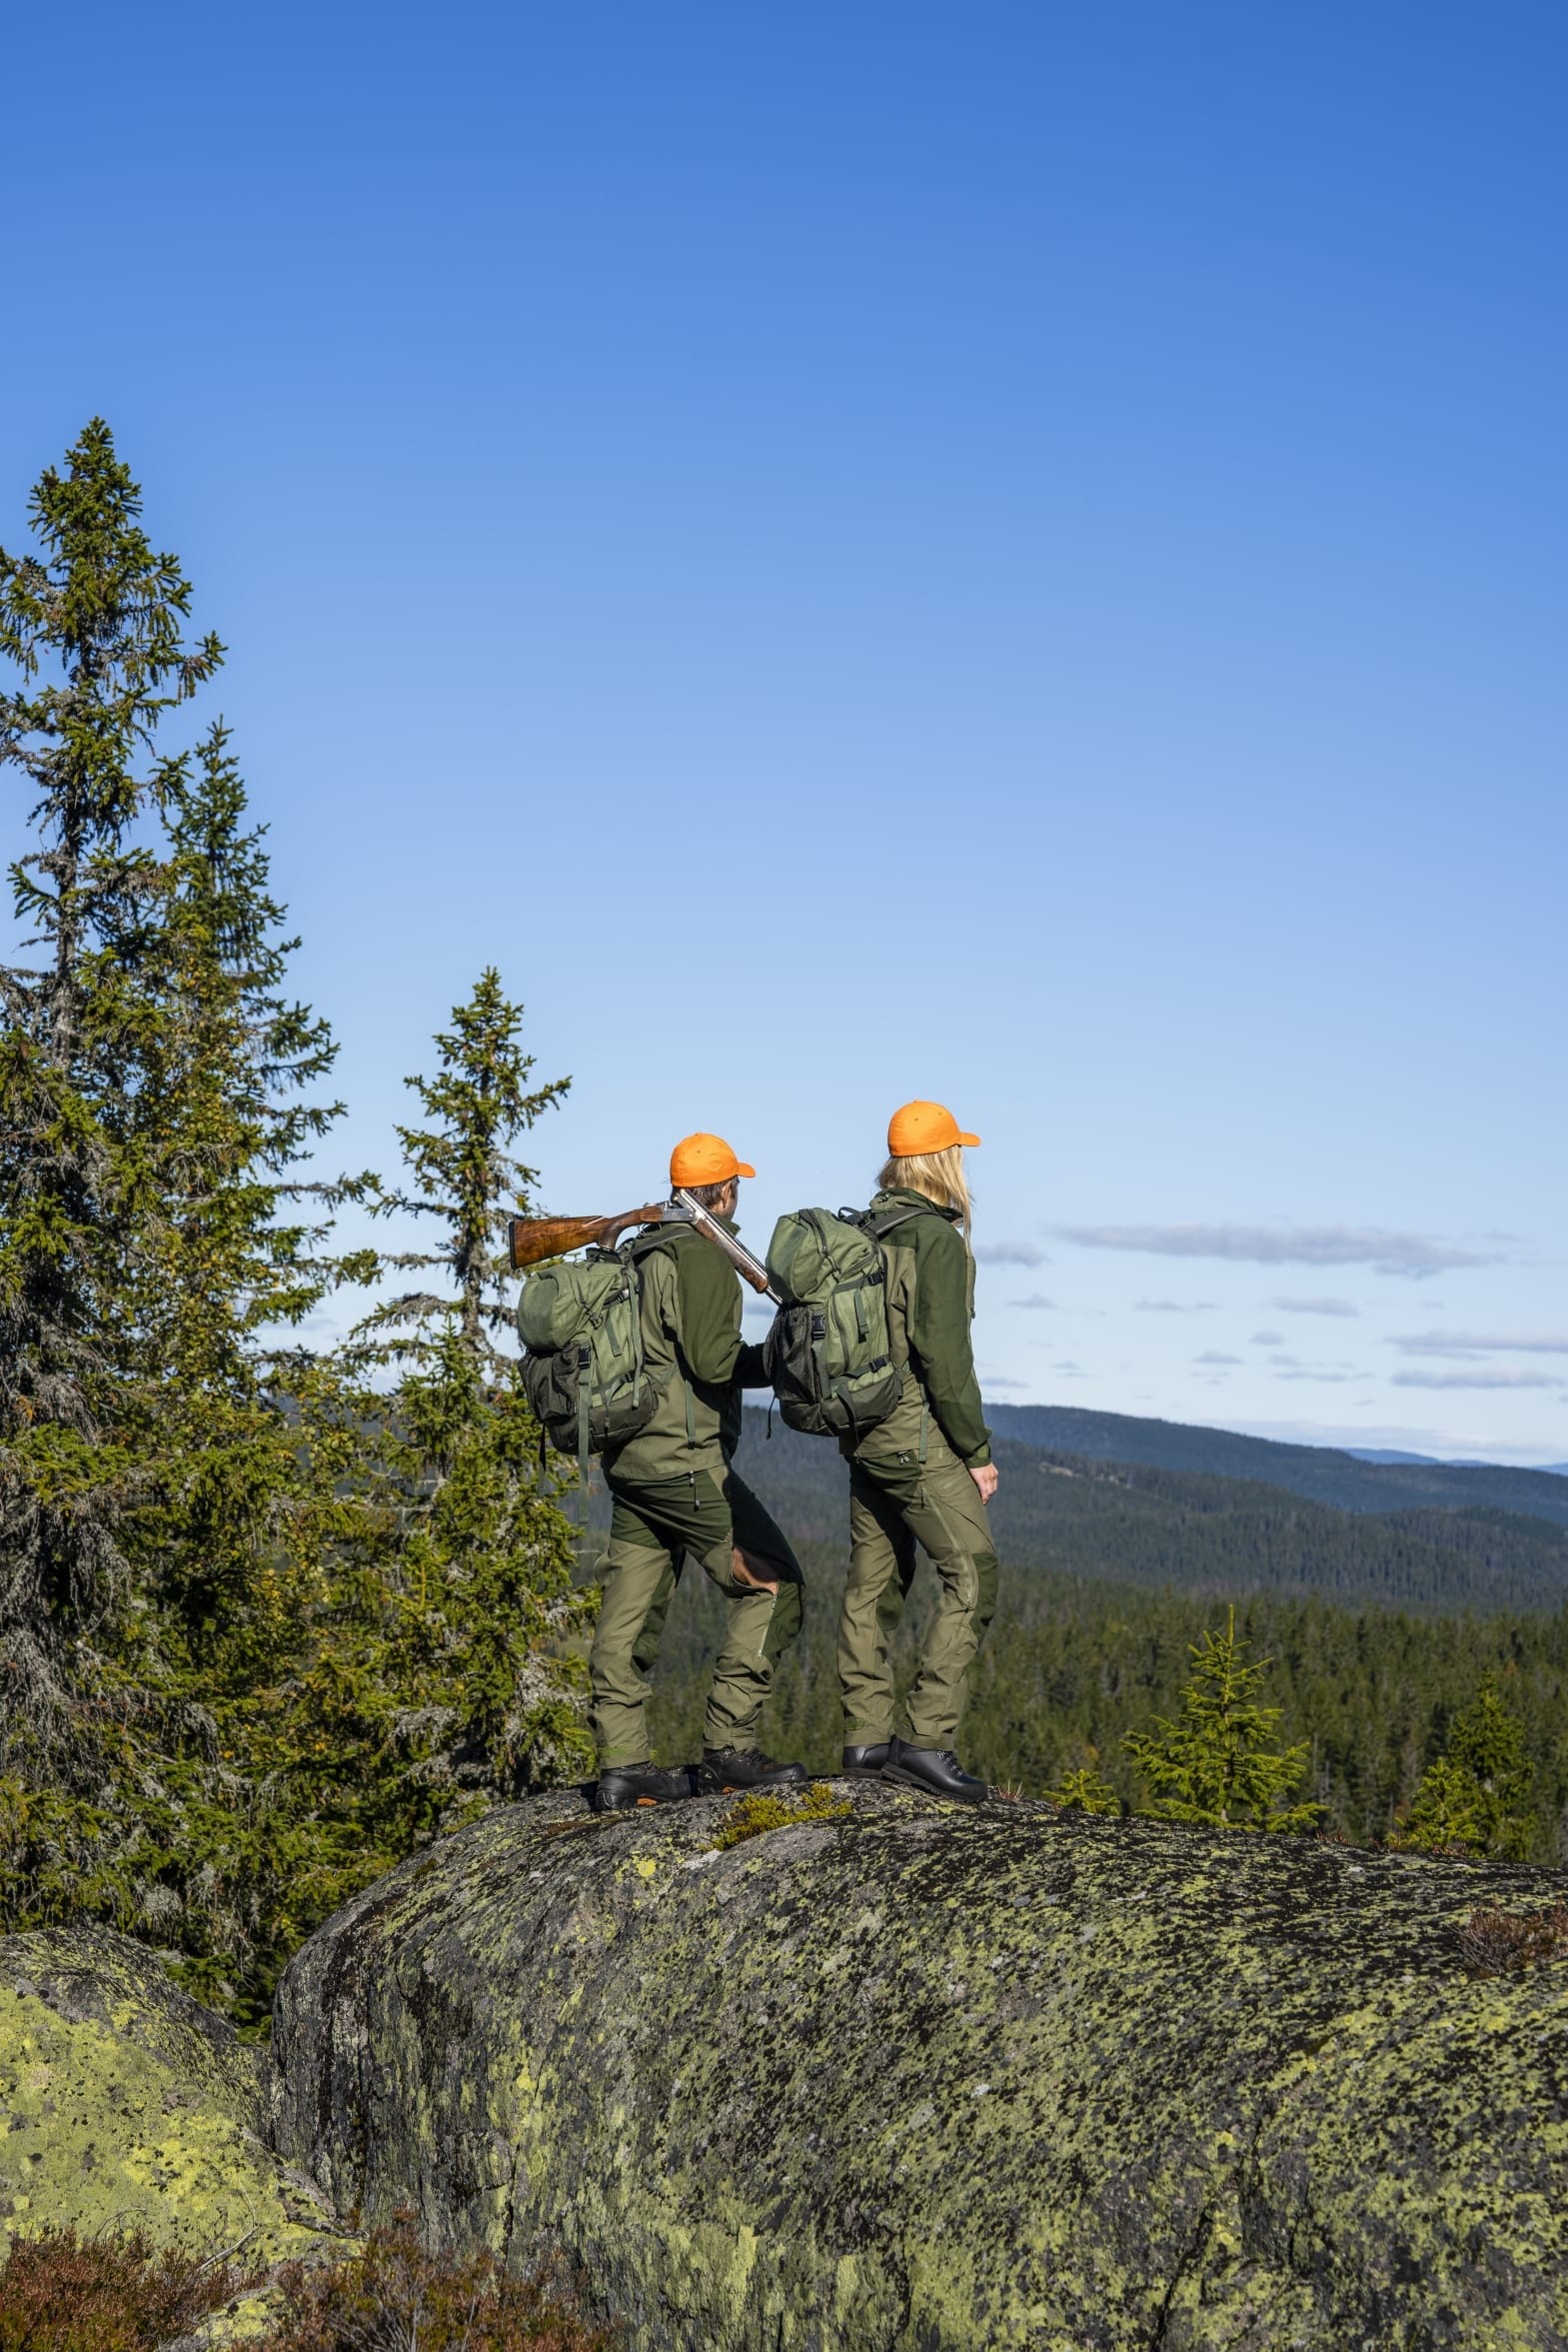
[854,1199,942,1242]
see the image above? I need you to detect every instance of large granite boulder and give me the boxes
[0,1925,336,2282]
[268,1782,1568,2351]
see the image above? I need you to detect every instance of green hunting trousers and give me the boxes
[590,1465,804,1769]
[838,1420,999,1749]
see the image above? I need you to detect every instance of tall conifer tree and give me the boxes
[345,970,595,1805]
[0,428,373,2002]
[0,419,221,1782]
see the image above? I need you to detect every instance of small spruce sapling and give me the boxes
[1122,1606,1319,1832]
[1045,1765,1120,1816]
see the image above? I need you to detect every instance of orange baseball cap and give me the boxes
[886,1101,980,1156]
[670,1133,756,1185]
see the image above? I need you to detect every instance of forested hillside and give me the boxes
[985,1403,1568,1529]
[681,1410,1568,1614]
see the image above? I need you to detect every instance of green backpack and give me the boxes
[763,1202,931,1438]
[517,1241,657,1477]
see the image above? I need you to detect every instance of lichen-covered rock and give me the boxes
[268,1785,1568,2352]
[0,1926,337,2284]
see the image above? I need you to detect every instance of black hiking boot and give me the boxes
[699,1745,808,1794]
[841,1742,891,1777]
[880,1739,988,1804]
[593,1761,696,1813]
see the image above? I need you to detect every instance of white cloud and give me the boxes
[1056,1223,1495,1278]
[1006,1293,1056,1311]
[1251,1329,1285,1345]
[1135,1298,1217,1313]
[1195,1350,1242,1366]
[1392,1367,1566,1391]
[1389,1330,1568,1359]
[1270,1296,1360,1317]
[975,1241,1048,1266]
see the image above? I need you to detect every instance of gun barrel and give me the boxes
[673,1188,780,1300]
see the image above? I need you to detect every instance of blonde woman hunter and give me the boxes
[837,1101,1000,1802]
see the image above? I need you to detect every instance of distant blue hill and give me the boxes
[983,1404,1568,1532]
[1347,1448,1568,1474]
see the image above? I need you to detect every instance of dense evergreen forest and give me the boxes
[2,423,1561,2040]
[641,1547,1568,1860]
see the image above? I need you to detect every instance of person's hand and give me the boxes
[969,1462,999,1503]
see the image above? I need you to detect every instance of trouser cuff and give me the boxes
[704,1714,762,1749]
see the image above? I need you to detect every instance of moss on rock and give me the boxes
[0,1926,339,2290]
[267,1785,1568,2351]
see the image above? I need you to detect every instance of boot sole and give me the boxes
[704,1769,809,1794]
[592,1787,695,1813]
[879,1763,988,1804]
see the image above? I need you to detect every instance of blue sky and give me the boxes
[4,3,1565,1461]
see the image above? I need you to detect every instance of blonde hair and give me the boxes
[878,1145,972,1240]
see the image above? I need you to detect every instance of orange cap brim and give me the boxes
[734,1160,757,1178]
[957,1132,980,1148]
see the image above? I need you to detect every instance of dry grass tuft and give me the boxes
[1459,1900,1568,1979]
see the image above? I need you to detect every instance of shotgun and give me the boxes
[507,1192,780,1301]
[508,1204,664,1271]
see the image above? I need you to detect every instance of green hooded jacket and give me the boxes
[847,1186,992,1469]
[602,1215,767,1486]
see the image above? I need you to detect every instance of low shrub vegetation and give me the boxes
[0,2227,250,2351]
[0,2222,611,2352]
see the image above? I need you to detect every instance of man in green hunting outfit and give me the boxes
[838,1100,1000,1803]
[590,1132,807,1812]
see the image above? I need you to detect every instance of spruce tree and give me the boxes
[1398,1673,1536,1858]
[342,970,594,1815]
[1123,1607,1320,1831]
[0,418,221,1809]
[1,429,374,2006]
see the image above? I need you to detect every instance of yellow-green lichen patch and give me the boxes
[0,1929,338,2272]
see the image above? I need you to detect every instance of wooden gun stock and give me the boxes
[508,1203,666,1272]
